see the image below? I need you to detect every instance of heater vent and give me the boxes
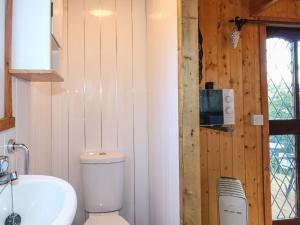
[217,177,248,225]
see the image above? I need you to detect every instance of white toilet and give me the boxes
[80,151,130,225]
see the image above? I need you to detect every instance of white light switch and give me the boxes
[251,115,264,126]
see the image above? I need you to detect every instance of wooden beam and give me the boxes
[178,0,201,224]
[250,0,280,16]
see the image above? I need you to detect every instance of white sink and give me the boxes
[0,175,77,225]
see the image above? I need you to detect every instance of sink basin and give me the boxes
[0,175,77,225]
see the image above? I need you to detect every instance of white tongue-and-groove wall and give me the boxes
[0,0,180,224]
[147,0,180,224]
[51,0,148,224]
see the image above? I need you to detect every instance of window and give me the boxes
[267,27,300,224]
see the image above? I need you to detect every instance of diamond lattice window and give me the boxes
[270,135,297,220]
[267,33,300,223]
[267,38,295,120]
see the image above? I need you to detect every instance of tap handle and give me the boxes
[10,171,18,182]
[0,156,9,174]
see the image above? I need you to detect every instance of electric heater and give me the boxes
[217,177,248,225]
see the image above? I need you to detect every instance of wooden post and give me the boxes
[178,0,201,224]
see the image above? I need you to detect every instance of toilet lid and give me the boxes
[84,215,129,225]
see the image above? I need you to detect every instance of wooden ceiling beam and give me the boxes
[250,0,280,15]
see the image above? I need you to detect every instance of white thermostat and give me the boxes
[251,115,264,126]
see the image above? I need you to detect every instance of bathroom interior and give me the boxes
[1,0,300,225]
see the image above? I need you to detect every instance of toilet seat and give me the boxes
[84,214,130,225]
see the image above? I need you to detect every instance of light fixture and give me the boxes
[89,9,113,17]
[149,12,164,20]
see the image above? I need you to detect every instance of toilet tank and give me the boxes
[80,151,125,213]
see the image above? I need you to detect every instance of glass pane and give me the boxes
[267,38,295,120]
[270,135,297,220]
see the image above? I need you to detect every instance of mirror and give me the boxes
[0,0,15,131]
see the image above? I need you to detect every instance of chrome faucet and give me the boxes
[0,156,18,185]
[7,139,30,175]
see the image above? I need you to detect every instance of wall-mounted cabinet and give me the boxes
[10,0,63,82]
[52,0,63,46]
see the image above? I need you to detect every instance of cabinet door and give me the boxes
[12,0,52,70]
[51,0,63,46]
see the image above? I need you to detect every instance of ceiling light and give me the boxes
[90,9,113,17]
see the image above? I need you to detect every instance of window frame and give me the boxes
[261,25,300,225]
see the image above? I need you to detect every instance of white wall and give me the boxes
[0,79,29,173]
[147,0,180,224]
[0,79,52,175]
[51,1,149,225]
[0,79,52,177]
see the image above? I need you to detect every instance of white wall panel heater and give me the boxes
[217,177,248,225]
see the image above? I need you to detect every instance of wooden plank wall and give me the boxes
[199,0,300,225]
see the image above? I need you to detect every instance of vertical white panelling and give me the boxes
[52,0,69,180]
[164,1,180,223]
[0,75,52,177]
[51,0,150,224]
[30,83,52,175]
[116,0,134,223]
[68,0,86,224]
[15,80,31,146]
[132,0,149,224]
[101,0,118,150]
[52,80,69,180]
[84,0,102,150]
[148,1,163,222]
[147,0,180,224]
[15,79,30,174]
